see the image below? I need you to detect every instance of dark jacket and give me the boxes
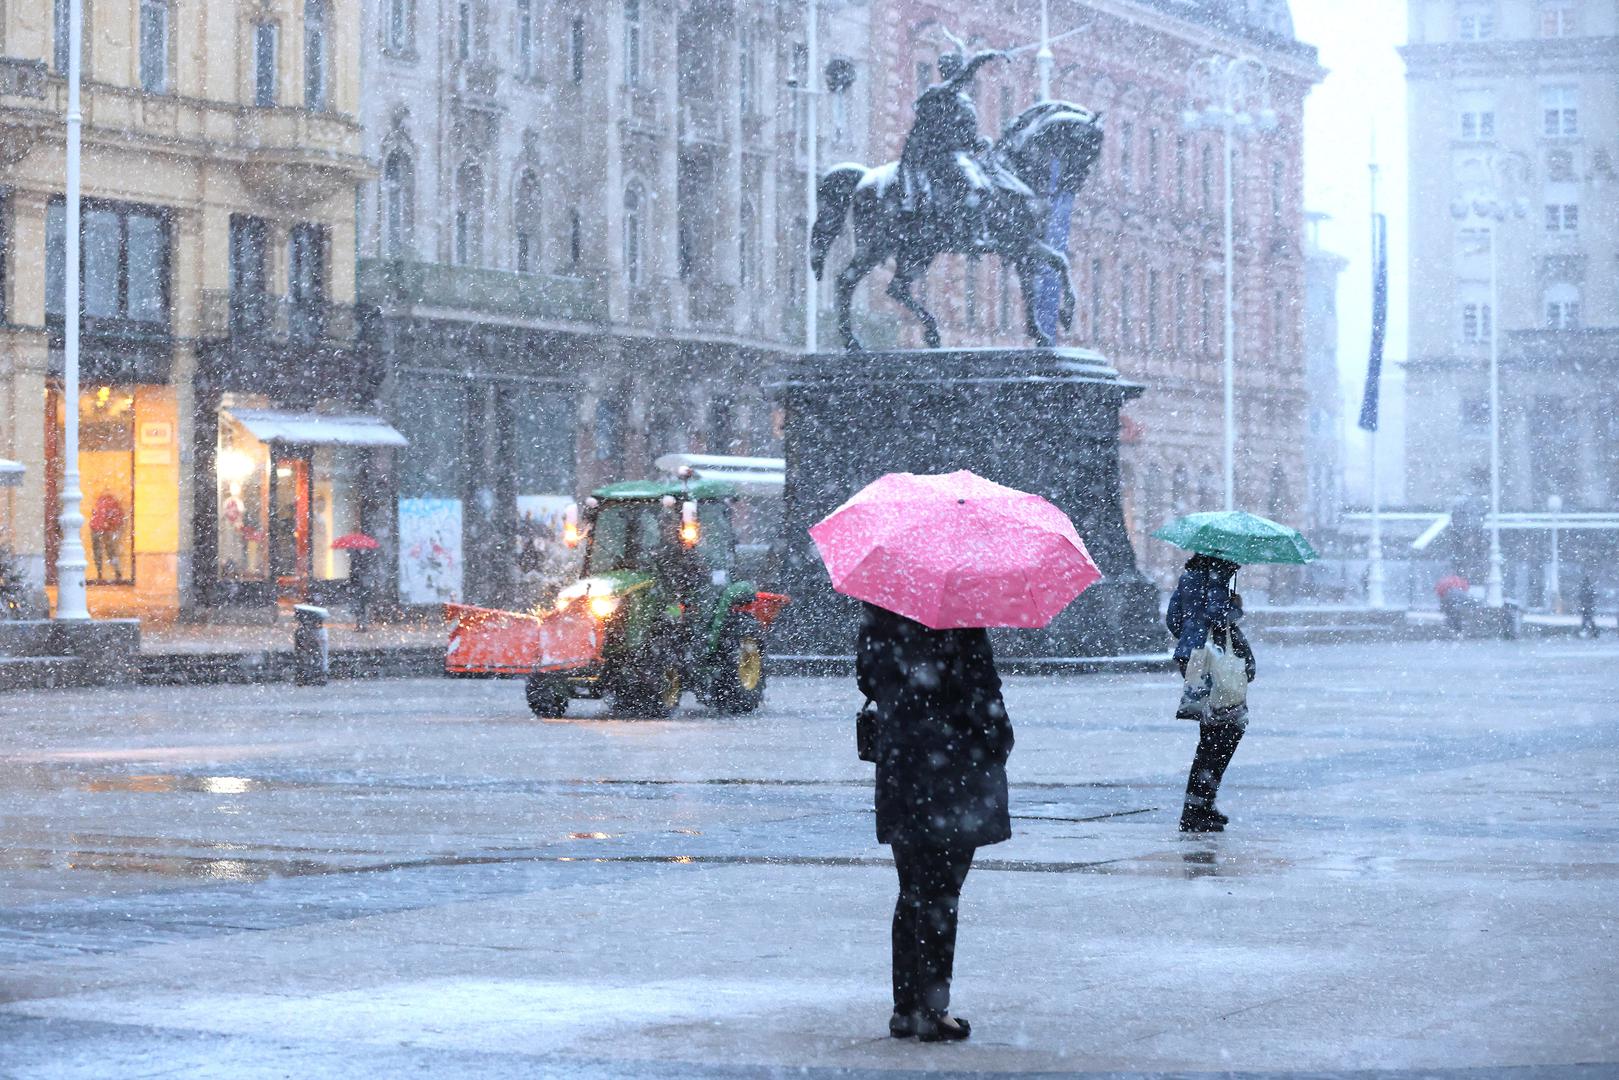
[856,604,1014,849]
[1166,555,1255,680]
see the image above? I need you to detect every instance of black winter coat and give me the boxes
[856,604,1014,849]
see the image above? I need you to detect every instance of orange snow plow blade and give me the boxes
[444,603,603,676]
[736,591,790,629]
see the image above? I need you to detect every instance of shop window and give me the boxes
[311,446,360,581]
[217,413,271,582]
[46,198,170,329]
[80,387,136,585]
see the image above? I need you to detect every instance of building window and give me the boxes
[1089,259,1103,343]
[791,42,809,155]
[1200,143,1213,209]
[1270,160,1284,222]
[229,215,269,332]
[454,163,483,266]
[304,0,328,110]
[1545,203,1578,233]
[998,266,1011,330]
[1544,285,1580,330]
[623,181,645,287]
[1145,269,1161,349]
[53,0,71,73]
[1540,1,1577,36]
[964,257,978,328]
[623,0,641,88]
[738,24,754,117]
[288,224,325,342]
[1461,301,1492,343]
[384,0,412,55]
[1119,264,1133,345]
[456,0,473,62]
[738,196,756,289]
[1459,109,1494,141]
[1175,135,1187,209]
[1174,273,1188,352]
[139,0,169,94]
[569,209,582,266]
[382,150,414,256]
[514,170,540,273]
[1200,276,1212,352]
[1457,4,1495,40]
[1541,85,1578,137]
[1118,121,1134,192]
[47,199,170,327]
[253,24,278,106]
[570,17,585,83]
[515,0,533,76]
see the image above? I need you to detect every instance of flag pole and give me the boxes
[1363,148,1387,610]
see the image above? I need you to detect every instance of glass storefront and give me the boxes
[216,411,271,582]
[46,386,137,587]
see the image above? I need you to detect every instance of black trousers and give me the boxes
[1184,722,1243,811]
[890,841,975,1016]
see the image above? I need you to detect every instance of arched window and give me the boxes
[304,0,328,110]
[454,162,484,266]
[623,181,645,287]
[1544,283,1580,330]
[738,23,754,116]
[515,170,541,273]
[623,0,641,87]
[382,150,415,257]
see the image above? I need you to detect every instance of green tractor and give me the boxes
[519,476,788,719]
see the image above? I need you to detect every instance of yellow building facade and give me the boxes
[1,0,369,620]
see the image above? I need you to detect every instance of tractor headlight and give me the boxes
[588,594,621,620]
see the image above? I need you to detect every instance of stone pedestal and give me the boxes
[770,347,1163,660]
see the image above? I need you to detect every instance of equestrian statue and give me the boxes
[811,49,1104,352]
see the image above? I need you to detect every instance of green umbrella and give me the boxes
[1151,511,1319,566]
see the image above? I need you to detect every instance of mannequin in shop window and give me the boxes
[89,492,126,582]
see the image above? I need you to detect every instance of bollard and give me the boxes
[293,604,330,686]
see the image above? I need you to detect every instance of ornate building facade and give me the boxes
[357,0,873,609]
[861,0,1321,587]
[0,0,370,619]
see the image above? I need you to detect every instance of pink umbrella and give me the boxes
[809,469,1102,630]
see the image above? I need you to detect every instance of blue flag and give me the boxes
[1358,213,1388,432]
[1035,159,1073,340]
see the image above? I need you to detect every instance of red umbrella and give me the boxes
[809,470,1101,630]
[332,532,379,551]
[1435,574,1469,598]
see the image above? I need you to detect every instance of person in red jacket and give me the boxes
[89,492,125,581]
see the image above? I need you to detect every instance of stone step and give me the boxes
[0,655,87,690]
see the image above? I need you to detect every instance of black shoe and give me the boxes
[1180,808,1224,833]
[1208,805,1230,825]
[889,1011,915,1038]
[915,1013,971,1042]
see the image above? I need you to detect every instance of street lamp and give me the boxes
[1183,55,1277,512]
[1450,152,1529,609]
[55,0,90,620]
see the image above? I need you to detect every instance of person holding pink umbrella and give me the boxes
[814,470,1101,1042]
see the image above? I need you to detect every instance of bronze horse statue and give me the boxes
[811,101,1104,352]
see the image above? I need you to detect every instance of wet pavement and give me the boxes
[0,639,1615,1078]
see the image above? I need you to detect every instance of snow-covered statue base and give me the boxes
[770,347,1162,661]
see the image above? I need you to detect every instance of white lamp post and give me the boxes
[804,0,819,355]
[1183,55,1277,512]
[1037,0,1053,101]
[1546,493,1562,611]
[55,0,90,620]
[1450,152,1528,609]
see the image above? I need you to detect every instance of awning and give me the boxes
[224,409,408,448]
[0,458,24,487]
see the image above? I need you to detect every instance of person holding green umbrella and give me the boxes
[1154,511,1317,833]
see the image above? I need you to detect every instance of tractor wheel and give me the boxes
[525,671,570,718]
[705,616,767,715]
[612,653,683,719]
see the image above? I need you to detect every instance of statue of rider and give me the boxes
[899,47,1009,248]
